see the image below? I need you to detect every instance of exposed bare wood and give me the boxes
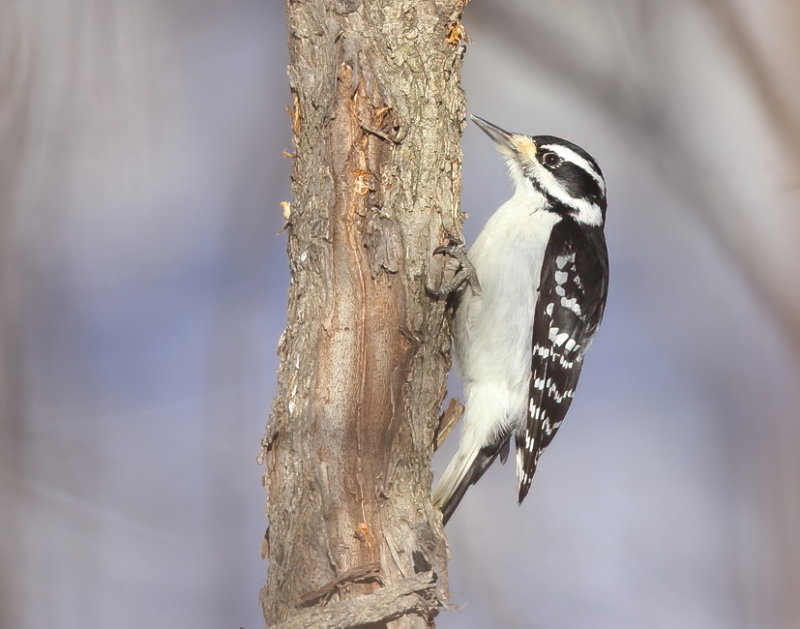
[434,398,464,451]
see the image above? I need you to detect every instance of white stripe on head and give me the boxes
[540,143,606,194]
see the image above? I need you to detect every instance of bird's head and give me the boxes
[471,114,606,227]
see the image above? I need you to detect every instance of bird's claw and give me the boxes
[427,237,481,298]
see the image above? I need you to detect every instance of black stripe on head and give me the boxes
[554,162,605,208]
[534,135,607,220]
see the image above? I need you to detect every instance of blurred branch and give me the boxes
[0,10,33,628]
[699,0,800,157]
[700,7,800,626]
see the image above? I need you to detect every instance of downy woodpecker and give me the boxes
[432,115,609,525]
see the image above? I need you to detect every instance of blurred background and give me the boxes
[1,1,798,628]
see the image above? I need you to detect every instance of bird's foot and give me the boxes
[426,236,481,299]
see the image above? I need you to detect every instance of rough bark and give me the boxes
[261,1,468,627]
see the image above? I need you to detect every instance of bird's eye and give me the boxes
[542,152,561,167]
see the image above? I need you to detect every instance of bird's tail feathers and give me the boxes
[433,443,503,525]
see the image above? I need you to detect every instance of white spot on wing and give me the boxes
[554,332,570,346]
[560,296,581,315]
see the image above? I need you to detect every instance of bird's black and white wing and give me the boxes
[516,219,608,502]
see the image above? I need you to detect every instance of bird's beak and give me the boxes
[471,114,518,153]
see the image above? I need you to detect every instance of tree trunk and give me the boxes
[260,1,467,627]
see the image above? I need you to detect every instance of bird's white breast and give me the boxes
[453,188,560,438]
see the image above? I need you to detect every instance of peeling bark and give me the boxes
[261,1,468,627]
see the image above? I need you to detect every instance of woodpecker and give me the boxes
[432,115,609,525]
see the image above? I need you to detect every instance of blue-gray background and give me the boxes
[1,2,799,628]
